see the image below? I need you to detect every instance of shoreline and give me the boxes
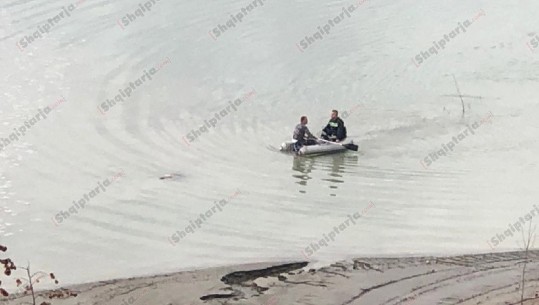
[4,250,539,305]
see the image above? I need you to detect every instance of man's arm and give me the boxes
[336,120,346,140]
[305,126,317,139]
[322,122,331,135]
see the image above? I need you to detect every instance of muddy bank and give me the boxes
[4,251,539,305]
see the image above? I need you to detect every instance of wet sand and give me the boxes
[5,250,539,305]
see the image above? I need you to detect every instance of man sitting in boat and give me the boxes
[293,116,318,151]
[321,110,347,142]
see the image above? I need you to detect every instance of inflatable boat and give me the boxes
[280,139,357,156]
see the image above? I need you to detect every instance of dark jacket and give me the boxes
[293,123,315,145]
[322,117,346,140]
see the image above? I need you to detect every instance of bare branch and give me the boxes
[452,74,465,117]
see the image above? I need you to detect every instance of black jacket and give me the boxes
[322,118,346,140]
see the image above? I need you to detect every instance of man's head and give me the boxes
[331,110,338,120]
[300,116,308,124]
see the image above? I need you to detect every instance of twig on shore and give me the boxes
[518,221,536,305]
[20,264,52,305]
[1,244,59,305]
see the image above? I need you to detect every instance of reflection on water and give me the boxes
[291,153,359,196]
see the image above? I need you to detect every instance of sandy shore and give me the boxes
[4,251,539,305]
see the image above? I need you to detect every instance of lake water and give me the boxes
[1,0,539,287]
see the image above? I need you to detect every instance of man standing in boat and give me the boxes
[293,116,318,151]
[321,110,347,142]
